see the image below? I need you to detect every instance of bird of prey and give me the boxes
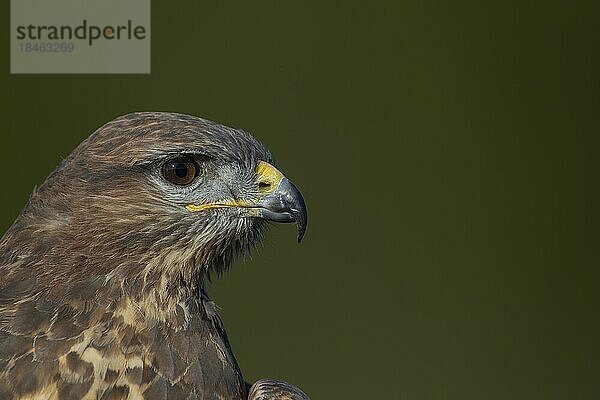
[0,112,309,400]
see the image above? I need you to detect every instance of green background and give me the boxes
[1,2,598,399]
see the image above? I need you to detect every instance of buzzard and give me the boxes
[0,113,309,399]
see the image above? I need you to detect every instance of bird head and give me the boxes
[2,112,306,300]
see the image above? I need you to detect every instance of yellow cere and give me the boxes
[256,160,284,195]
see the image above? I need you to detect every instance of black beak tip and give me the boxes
[292,188,307,243]
[297,220,306,243]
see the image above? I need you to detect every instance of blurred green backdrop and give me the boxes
[1,1,598,399]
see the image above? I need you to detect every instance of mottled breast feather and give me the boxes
[0,276,245,399]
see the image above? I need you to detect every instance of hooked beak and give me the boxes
[186,161,307,242]
[252,161,307,242]
[254,176,307,242]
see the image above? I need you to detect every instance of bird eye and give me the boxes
[162,157,199,186]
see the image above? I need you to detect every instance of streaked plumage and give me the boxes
[0,112,309,399]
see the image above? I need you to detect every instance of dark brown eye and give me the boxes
[162,157,199,186]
